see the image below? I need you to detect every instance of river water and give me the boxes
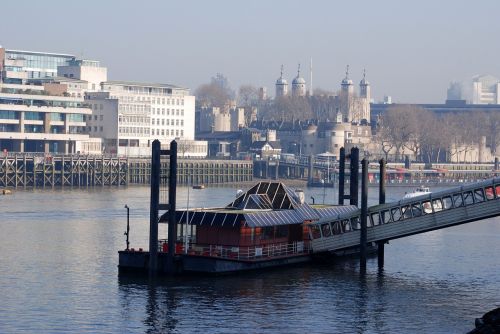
[0,183,498,333]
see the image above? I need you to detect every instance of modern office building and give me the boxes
[1,49,75,82]
[0,46,97,154]
[58,59,107,92]
[0,83,93,154]
[472,75,500,104]
[85,81,198,156]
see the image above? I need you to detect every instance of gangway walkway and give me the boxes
[309,177,500,253]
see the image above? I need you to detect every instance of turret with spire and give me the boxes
[275,65,289,97]
[292,63,306,97]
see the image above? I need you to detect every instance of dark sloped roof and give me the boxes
[159,182,359,228]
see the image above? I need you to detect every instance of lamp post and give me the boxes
[124,204,130,251]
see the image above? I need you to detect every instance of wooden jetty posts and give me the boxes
[338,147,387,269]
[0,153,252,189]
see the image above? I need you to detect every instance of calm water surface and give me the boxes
[0,184,499,333]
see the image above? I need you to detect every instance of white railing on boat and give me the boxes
[157,240,311,261]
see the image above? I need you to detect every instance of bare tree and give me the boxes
[379,105,419,161]
[238,85,258,107]
[195,73,235,109]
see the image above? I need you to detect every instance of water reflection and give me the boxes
[117,259,488,333]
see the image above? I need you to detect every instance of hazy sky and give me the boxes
[2,0,500,103]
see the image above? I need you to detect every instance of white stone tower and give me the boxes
[292,63,307,97]
[275,65,288,98]
[359,69,371,122]
[340,65,354,122]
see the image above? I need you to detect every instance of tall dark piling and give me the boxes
[149,140,161,275]
[378,158,386,268]
[338,147,345,205]
[308,155,314,185]
[495,157,499,171]
[360,158,368,271]
[350,147,359,206]
[167,140,178,274]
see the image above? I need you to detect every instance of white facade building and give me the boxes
[58,59,107,92]
[85,81,196,156]
[0,82,93,153]
[472,75,500,104]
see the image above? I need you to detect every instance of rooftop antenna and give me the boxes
[345,64,350,79]
[280,64,284,78]
[297,63,301,77]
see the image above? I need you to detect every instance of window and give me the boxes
[452,194,464,208]
[401,205,411,219]
[341,219,351,232]
[310,225,321,239]
[350,216,361,230]
[432,198,443,212]
[321,223,331,237]
[496,184,500,198]
[332,221,341,235]
[100,115,103,121]
[391,207,402,221]
[411,203,422,217]
[370,212,380,226]
[422,200,432,214]
[485,186,495,200]
[441,196,452,210]
[99,126,103,132]
[463,191,474,206]
[381,210,391,223]
[94,115,98,120]
[474,189,485,203]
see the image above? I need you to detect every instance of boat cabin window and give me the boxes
[332,221,342,235]
[452,193,464,208]
[485,186,495,200]
[391,207,402,221]
[474,189,485,203]
[321,223,332,237]
[342,219,352,232]
[371,212,381,226]
[432,198,443,212]
[495,184,500,197]
[311,225,321,239]
[463,191,474,206]
[422,200,432,214]
[401,205,412,219]
[442,196,453,210]
[411,203,422,217]
[381,210,392,224]
[351,216,361,230]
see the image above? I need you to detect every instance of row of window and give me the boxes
[152,119,184,126]
[151,129,183,137]
[85,115,104,121]
[311,183,500,239]
[152,108,184,116]
[110,95,185,105]
[118,127,150,135]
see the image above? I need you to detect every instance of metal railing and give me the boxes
[158,240,311,261]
